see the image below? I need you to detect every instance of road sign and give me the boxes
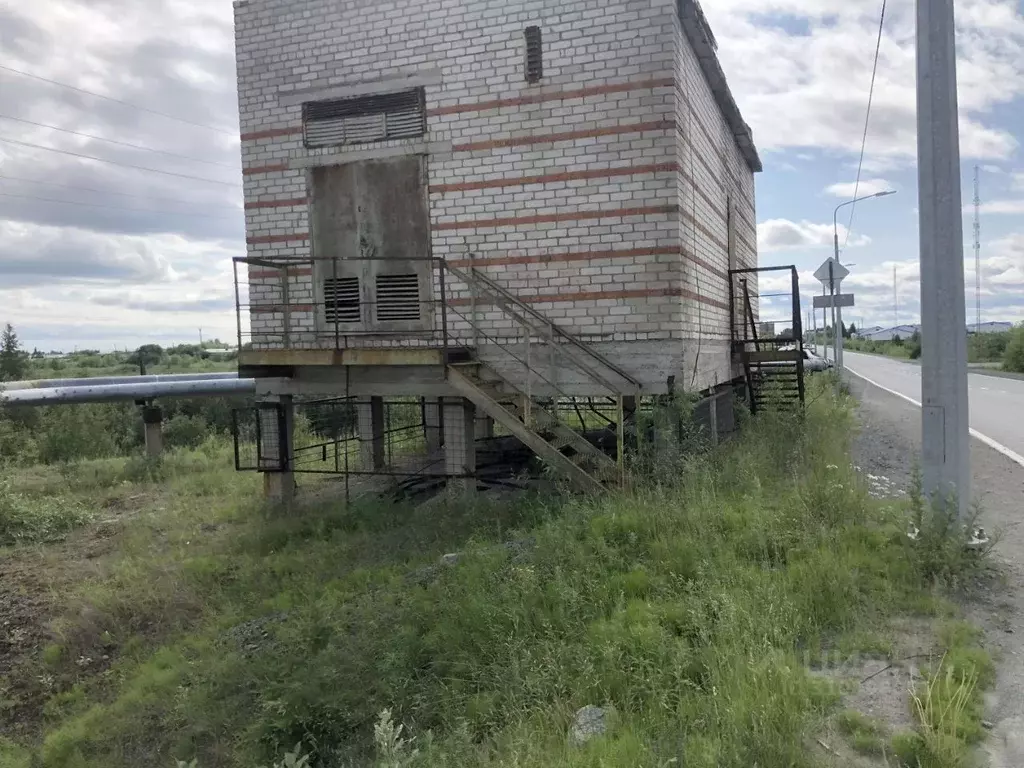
[814,258,850,286]
[813,294,856,309]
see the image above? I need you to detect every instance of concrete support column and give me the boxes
[141,405,163,458]
[357,396,386,471]
[708,395,719,445]
[423,397,443,455]
[259,395,295,504]
[475,413,494,440]
[443,397,477,491]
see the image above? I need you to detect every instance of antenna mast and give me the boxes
[973,166,982,334]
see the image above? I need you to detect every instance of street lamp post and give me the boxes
[832,191,896,368]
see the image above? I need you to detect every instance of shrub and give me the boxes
[1004,327,1024,373]
[164,415,209,450]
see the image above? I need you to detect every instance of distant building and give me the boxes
[970,322,1014,335]
[856,325,920,342]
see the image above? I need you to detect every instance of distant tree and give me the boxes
[31,347,44,359]
[893,334,903,345]
[0,323,28,382]
[847,323,857,338]
[129,344,165,375]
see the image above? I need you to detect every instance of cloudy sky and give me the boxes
[0,0,1022,350]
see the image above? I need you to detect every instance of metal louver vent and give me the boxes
[375,274,421,322]
[525,26,543,83]
[303,89,426,148]
[323,277,361,324]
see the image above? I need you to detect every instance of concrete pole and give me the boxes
[917,0,970,517]
[141,405,163,458]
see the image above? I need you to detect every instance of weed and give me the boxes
[0,473,91,545]
[906,468,993,586]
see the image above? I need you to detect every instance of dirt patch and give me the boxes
[0,551,60,740]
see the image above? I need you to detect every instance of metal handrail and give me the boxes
[445,263,642,393]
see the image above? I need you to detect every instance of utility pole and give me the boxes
[917,0,970,516]
[199,327,204,346]
[974,166,982,334]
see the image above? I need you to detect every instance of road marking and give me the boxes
[845,365,1024,471]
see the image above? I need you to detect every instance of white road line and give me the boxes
[845,365,1024,471]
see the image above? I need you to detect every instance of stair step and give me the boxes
[447,366,606,495]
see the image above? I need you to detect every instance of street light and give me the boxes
[829,190,897,368]
[834,190,897,265]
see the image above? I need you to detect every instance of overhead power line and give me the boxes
[0,136,242,187]
[0,114,238,168]
[0,63,238,137]
[0,173,242,210]
[843,0,888,251]
[0,191,242,220]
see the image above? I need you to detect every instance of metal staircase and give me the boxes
[729,266,806,414]
[443,265,643,493]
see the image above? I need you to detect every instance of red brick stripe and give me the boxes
[244,198,309,210]
[240,126,303,141]
[243,163,290,176]
[448,246,677,269]
[246,233,310,245]
[428,77,676,117]
[682,248,728,282]
[435,204,677,232]
[249,267,314,279]
[453,120,673,152]
[451,286,728,311]
[431,163,678,194]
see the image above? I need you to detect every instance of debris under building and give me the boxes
[230,0,803,499]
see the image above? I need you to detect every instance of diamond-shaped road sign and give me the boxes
[814,257,850,287]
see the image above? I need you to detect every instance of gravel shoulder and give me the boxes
[847,371,1024,767]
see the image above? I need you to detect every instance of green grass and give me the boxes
[835,709,887,756]
[0,379,994,768]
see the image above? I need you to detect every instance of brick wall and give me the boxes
[234,0,759,388]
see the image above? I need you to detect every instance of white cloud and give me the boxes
[825,179,896,198]
[704,0,1024,164]
[758,219,870,252]
[977,199,1024,215]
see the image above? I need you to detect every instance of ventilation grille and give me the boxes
[323,277,361,324]
[375,274,421,322]
[525,27,543,83]
[303,89,426,148]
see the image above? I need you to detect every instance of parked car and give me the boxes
[802,349,833,372]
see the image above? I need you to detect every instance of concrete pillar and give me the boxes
[475,413,494,440]
[259,396,295,504]
[357,396,386,471]
[443,397,477,491]
[708,394,719,445]
[141,405,163,458]
[423,397,443,455]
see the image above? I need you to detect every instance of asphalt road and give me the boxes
[840,350,1024,462]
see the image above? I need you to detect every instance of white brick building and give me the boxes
[232,0,765,495]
